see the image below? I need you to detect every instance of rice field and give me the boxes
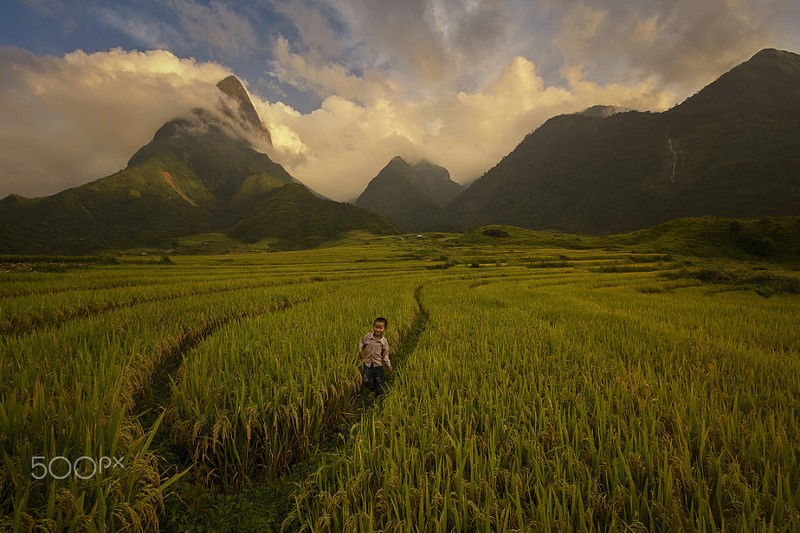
[1,233,798,531]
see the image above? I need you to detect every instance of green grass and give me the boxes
[456,217,800,263]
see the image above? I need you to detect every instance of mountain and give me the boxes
[216,75,272,146]
[229,183,393,249]
[0,77,392,253]
[355,156,463,231]
[451,48,800,234]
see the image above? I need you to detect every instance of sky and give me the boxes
[1,0,799,201]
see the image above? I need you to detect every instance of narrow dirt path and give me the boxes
[348,284,429,413]
[266,285,431,529]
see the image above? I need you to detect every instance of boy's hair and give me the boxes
[374,317,388,327]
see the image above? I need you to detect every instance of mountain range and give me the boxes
[0,77,392,253]
[448,48,800,233]
[1,48,798,254]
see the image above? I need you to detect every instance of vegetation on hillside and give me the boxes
[451,49,800,233]
[0,125,396,254]
[355,156,463,231]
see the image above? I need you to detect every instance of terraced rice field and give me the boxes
[1,233,798,531]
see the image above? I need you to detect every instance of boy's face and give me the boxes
[373,321,386,338]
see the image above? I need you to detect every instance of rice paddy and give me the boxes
[1,232,798,531]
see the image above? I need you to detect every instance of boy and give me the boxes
[359,317,392,397]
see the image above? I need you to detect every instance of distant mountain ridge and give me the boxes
[3,48,799,253]
[578,105,631,118]
[450,48,800,233]
[0,76,393,253]
[355,156,463,231]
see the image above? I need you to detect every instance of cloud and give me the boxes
[552,0,800,91]
[0,47,231,198]
[269,36,399,102]
[93,7,184,50]
[93,1,260,60]
[270,0,540,95]
[326,0,453,85]
[278,0,799,96]
[169,0,259,57]
[248,0,798,202]
[21,0,66,18]
[270,0,346,61]
[3,0,798,204]
[255,53,676,202]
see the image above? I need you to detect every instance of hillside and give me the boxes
[355,156,463,231]
[456,216,800,262]
[450,48,800,233]
[228,183,395,249]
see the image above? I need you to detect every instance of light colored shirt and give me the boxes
[359,332,391,368]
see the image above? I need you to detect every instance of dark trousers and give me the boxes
[362,364,384,396]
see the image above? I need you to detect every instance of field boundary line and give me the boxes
[132,295,312,448]
[1,279,312,337]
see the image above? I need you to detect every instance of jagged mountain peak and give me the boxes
[355,155,463,231]
[386,156,450,179]
[216,75,272,146]
[125,73,285,184]
[411,159,451,182]
[378,156,456,189]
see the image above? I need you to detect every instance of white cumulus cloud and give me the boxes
[0,47,231,198]
[255,52,677,202]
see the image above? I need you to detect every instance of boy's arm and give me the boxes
[357,335,367,361]
[383,341,392,371]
